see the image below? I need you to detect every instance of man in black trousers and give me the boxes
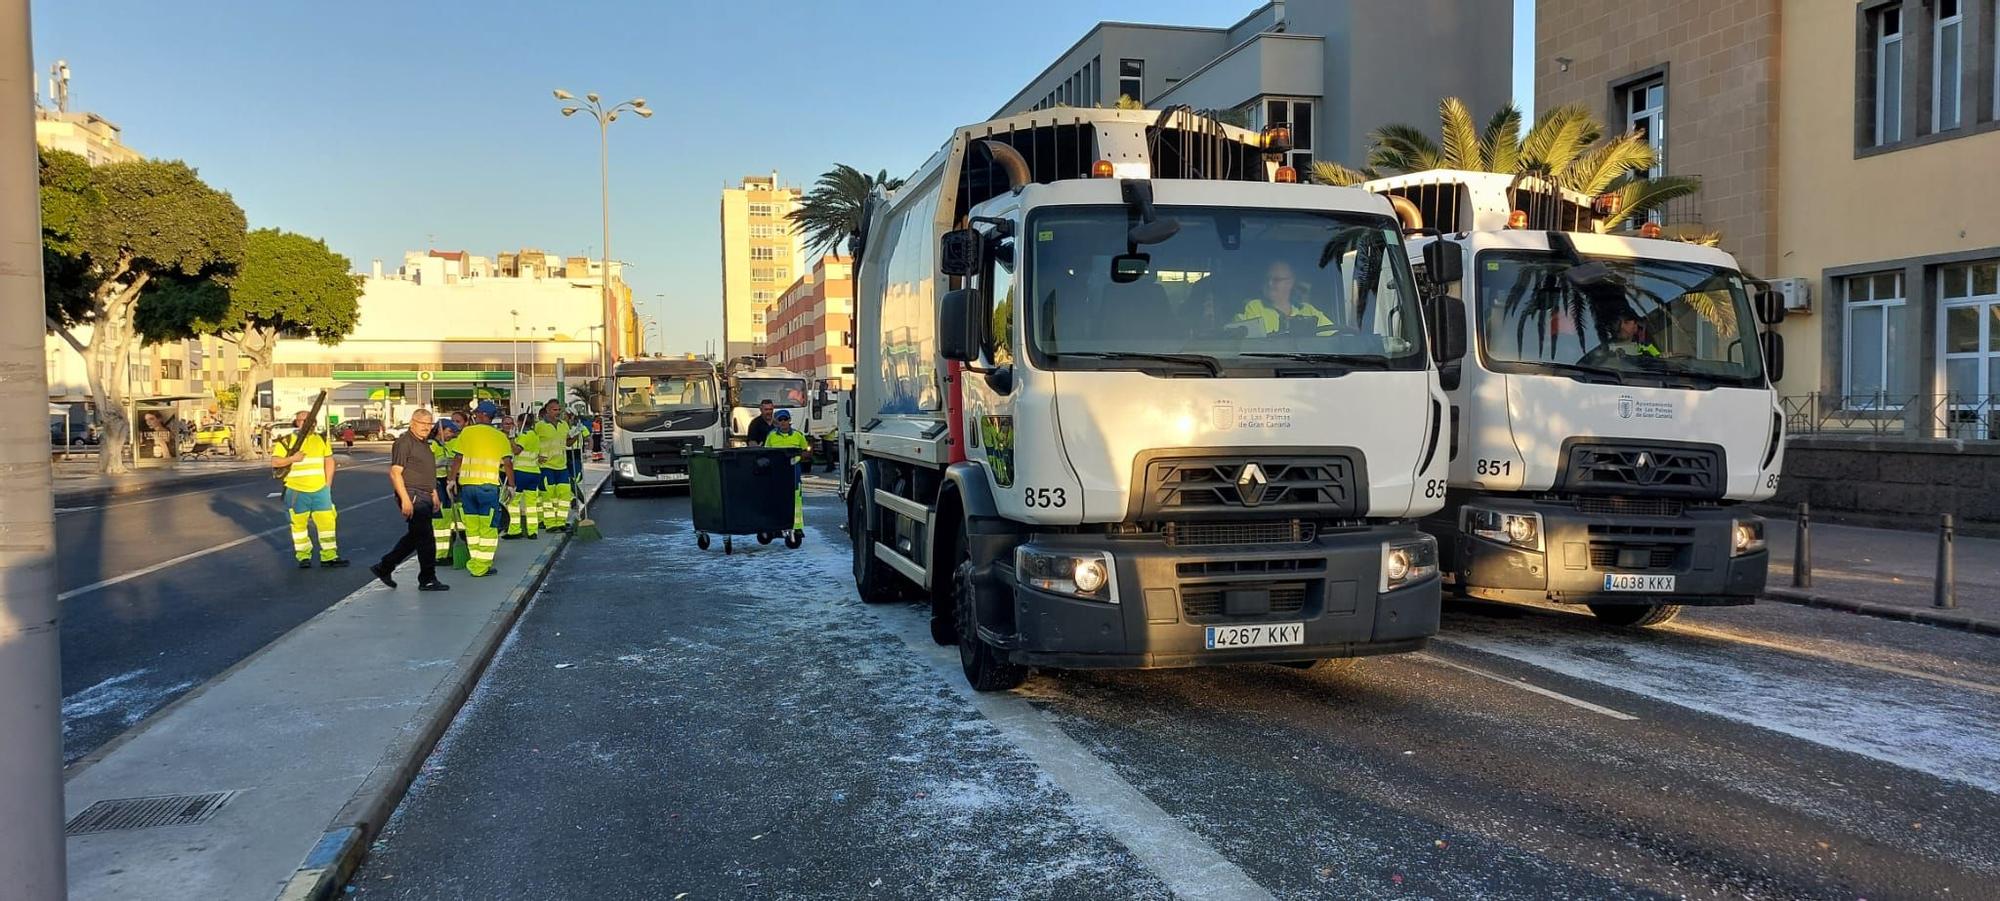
[370,408,450,592]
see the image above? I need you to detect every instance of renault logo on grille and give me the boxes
[1636,452,1654,471]
[1236,463,1271,506]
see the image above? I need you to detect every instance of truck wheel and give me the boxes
[850,486,898,603]
[954,525,1027,692]
[1588,603,1682,627]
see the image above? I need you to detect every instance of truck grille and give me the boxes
[633,435,705,475]
[1164,520,1316,548]
[1589,544,1682,571]
[1561,443,1722,498]
[1142,456,1357,518]
[1181,583,1309,620]
[1177,558,1325,579]
[1576,496,1684,518]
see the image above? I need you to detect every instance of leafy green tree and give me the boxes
[788,165,905,259]
[1317,98,1699,227]
[140,229,361,459]
[42,152,246,473]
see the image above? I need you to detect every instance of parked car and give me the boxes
[50,420,98,446]
[341,418,388,440]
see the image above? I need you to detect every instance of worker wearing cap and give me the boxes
[451,402,514,577]
[506,411,543,540]
[271,409,349,569]
[763,408,811,531]
[431,417,462,563]
[534,400,571,532]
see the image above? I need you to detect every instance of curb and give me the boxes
[1762,586,2000,635]
[273,474,604,901]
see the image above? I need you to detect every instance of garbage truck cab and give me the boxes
[1365,170,1788,627]
[727,363,809,447]
[850,108,1451,690]
[608,358,724,495]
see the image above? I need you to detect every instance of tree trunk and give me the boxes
[89,269,150,475]
[232,326,275,461]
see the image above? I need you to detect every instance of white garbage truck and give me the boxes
[608,357,724,496]
[725,361,809,447]
[848,107,1451,690]
[1365,170,1787,627]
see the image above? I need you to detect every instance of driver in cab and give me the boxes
[1232,260,1335,338]
[1599,308,1661,358]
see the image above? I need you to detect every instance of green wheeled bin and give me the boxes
[689,447,800,554]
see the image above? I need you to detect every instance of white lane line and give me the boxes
[1661,622,2000,698]
[868,607,1275,901]
[57,494,394,602]
[1417,647,1640,721]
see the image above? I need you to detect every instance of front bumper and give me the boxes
[612,457,691,486]
[1438,498,1767,606]
[992,525,1440,669]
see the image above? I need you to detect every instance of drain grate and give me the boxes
[65,791,237,835]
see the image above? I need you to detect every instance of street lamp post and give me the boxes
[554,89,651,394]
[510,308,520,414]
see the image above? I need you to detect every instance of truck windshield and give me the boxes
[616,374,719,431]
[1476,251,1765,387]
[1024,206,1426,373]
[736,378,807,407]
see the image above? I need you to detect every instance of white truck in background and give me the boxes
[848,107,1451,690]
[1365,170,1787,626]
[725,362,808,447]
[608,358,724,496]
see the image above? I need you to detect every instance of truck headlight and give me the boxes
[1380,535,1439,592]
[1731,518,1765,556]
[1465,508,1543,551]
[615,458,636,477]
[1015,546,1117,603]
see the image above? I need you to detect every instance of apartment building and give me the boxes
[1538,0,2000,527]
[719,173,804,361]
[767,255,856,392]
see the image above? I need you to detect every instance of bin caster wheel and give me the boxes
[757,532,774,545]
[784,530,803,549]
[724,537,734,555]
[697,533,710,550]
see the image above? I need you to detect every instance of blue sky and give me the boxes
[33,0,1532,356]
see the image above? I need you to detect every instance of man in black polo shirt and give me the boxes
[745,399,777,445]
[370,408,449,592]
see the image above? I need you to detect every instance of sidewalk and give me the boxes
[61,466,609,901]
[1762,517,2000,633]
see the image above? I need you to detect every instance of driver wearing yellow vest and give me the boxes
[1233,260,1335,336]
[272,409,349,569]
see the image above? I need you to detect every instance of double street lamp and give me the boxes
[553,88,650,397]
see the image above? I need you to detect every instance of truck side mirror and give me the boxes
[940,229,978,277]
[1433,296,1467,363]
[939,288,983,362]
[1761,331,1785,383]
[1421,239,1462,286]
[1753,281,1788,326]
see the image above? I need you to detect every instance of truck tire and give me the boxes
[1587,603,1683,627]
[953,522,1027,692]
[850,486,899,603]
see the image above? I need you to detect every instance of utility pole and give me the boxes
[553,89,650,390]
[1,0,71,897]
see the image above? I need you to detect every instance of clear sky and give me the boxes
[32,0,1533,357]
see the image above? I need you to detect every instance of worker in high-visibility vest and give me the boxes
[763,408,811,532]
[505,411,543,539]
[272,409,349,569]
[431,418,462,564]
[534,400,571,531]
[451,402,514,577]
[567,407,590,481]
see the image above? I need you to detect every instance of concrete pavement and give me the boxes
[348,479,2000,899]
[1761,514,2000,632]
[61,465,609,901]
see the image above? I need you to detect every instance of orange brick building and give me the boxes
[768,255,855,391]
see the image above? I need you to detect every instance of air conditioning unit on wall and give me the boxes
[1767,277,1812,313]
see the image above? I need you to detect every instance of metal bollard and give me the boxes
[1793,502,1812,589]
[1935,513,1956,609]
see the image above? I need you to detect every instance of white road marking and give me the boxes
[1418,647,1640,721]
[869,606,1275,901]
[57,494,394,602]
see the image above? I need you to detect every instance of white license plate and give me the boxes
[1204,622,1305,650]
[1602,573,1675,592]
[660,472,688,482]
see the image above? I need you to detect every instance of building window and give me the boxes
[159,359,184,380]
[753,290,773,302]
[748,203,773,217]
[751,247,776,260]
[753,268,773,282]
[775,267,789,280]
[1617,77,1666,177]
[1873,5,1905,145]
[1119,58,1143,104]
[1260,98,1315,172]
[1934,0,1963,131]
[1939,260,2000,409]
[1845,272,1911,405]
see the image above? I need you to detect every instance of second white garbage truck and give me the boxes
[847,107,1452,690]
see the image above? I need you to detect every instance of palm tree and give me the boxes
[1335,97,1701,229]
[788,165,906,259]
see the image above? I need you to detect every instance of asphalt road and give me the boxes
[56,447,431,763]
[351,479,2000,900]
